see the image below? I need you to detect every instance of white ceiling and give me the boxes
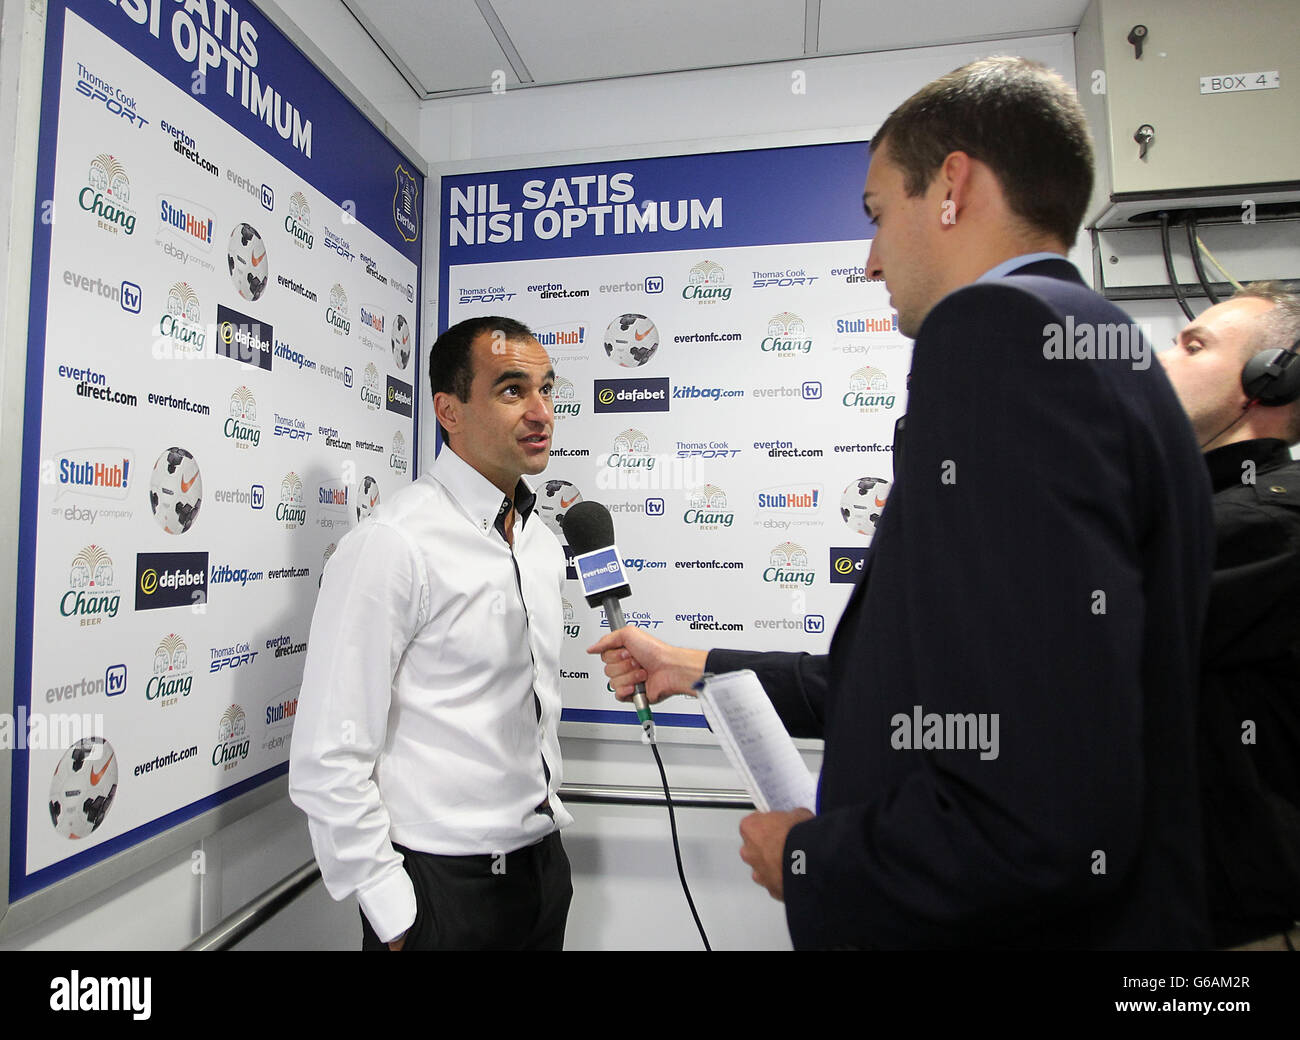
[343,0,1091,99]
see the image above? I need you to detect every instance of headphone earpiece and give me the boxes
[1242,339,1300,406]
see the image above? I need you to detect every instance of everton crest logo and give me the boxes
[393,164,419,243]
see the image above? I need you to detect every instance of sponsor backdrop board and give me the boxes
[437,143,906,733]
[11,0,422,906]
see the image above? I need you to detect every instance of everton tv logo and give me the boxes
[393,164,419,243]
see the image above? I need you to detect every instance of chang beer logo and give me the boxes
[79,153,136,236]
[60,544,120,625]
[684,484,735,529]
[607,428,655,470]
[285,190,313,249]
[276,472,306,529]
[212,704,250,770]
[393,163,419,243]
[319,542,337,588]
[361,362,383,410]
[389,430,409,475]
[764,541,815,588]
[325,283,351,336]
[842,366,897,413]
[223,386,260,449]
[682,260,730,303]
[146,632,193,704]
[158,281,206,353]
[562,597,580,639]
[553,375,580,419]
[762,312,812,357]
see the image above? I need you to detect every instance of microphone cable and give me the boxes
[1200,402,1252,450]
[646,736,712,950]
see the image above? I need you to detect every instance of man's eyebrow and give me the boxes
[491,369,527,388]
[862,192,875,217]
[1180,325,1215,344]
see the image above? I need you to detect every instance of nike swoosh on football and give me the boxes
[90,754,115,786]
[561,494,579,508]
[635,327,654,341]
[251,249,265,267]
[181,474,198,493]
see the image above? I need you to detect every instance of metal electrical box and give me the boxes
[1076,0,1300,229]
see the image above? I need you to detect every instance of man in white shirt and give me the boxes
[289,316,573,950]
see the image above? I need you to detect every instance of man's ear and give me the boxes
[936,151,975,226]
[433,391,461,438]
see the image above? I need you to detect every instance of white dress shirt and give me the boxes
[288,446,572,943]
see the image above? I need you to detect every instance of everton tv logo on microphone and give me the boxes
[575,546,629,600]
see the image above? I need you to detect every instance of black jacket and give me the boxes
[1199,438,1300,946]
[710,260,1214,948]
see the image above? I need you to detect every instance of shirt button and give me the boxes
[1270,485,1287,494]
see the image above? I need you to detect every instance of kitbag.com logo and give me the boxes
[135,551,209,611]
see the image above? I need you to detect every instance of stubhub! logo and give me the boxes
[575,546,629,598]
[593,378,669,413]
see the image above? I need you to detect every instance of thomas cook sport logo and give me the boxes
[277,472,307,529]
[285,190,314,249]
[764,542,816,588]
[224,387,260,449]
[326,283,351,336]
[212,704,250,771]
[389,431,409,475]
[147,633,193,705]
[157,282,206,355]
[684,484,735,529]
[682,260,730,303]
[361,363,383,410]
[61,545,120,625]
[75,64,148,130]
[762,312,812,357]
[553,376,580,418]
[80,154,135,236]
[842,366,897,413]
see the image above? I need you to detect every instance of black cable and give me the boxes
[1160,211,1196,320]
[1186,213,1222,306]
[1200,403,1251,450]
[649,740,711,950]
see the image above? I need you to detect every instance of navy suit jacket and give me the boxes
[710,259,1214,948]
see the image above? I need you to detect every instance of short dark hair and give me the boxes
[429,315,535,444]
[871,57,1094,247]
[1231,282,1300,443]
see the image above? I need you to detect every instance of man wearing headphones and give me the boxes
[1160,282,1300,950]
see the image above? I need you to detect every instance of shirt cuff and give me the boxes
[357,863,418,945]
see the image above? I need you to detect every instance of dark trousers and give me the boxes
[361,832,572,951]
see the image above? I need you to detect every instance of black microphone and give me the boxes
[561,500,654,739]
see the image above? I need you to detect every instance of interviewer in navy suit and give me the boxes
[588,57,1214,948]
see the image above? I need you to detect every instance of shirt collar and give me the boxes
[431,446,537,539]
[976,252,1073,283]
[1204,437,1292,493]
